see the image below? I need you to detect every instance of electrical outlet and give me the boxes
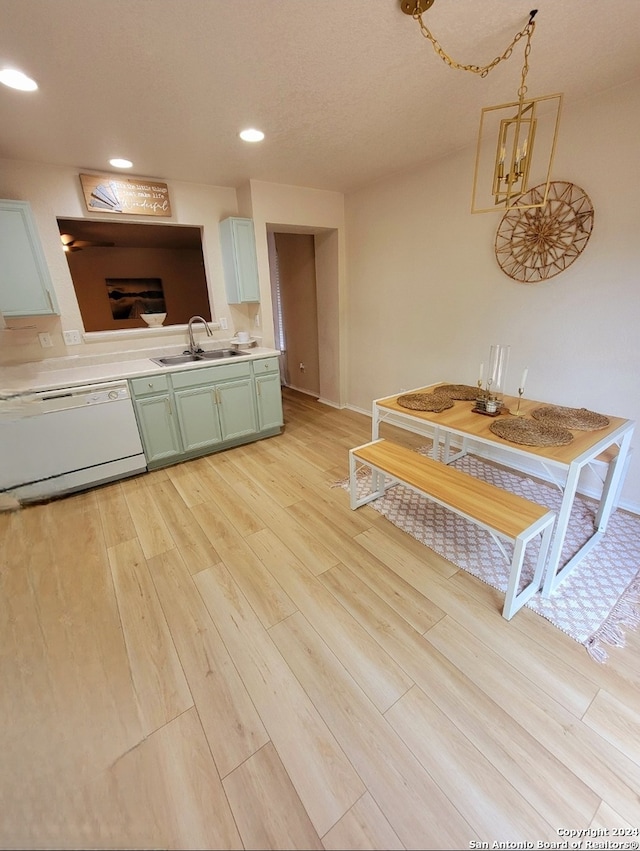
[254,313,260,327]
[219,317,228,330]
[63,330,82,345]
[299,362,305,371]
[38,332,53,348]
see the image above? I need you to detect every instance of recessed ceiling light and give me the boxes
[0,68,38,91]
[109,158,133,169]
[239,128,265,143]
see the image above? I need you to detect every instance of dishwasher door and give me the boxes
[0,381,146,499]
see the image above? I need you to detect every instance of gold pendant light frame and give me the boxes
[401,1,563,213]
[472,91,563,214]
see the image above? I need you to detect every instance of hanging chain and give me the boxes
[518,24,533,98]
[414,9,536,80]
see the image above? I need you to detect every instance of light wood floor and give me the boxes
[2,388,640,850]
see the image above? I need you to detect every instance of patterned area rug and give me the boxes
[343,452,640,662]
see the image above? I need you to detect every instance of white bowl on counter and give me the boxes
[140,313,167,327]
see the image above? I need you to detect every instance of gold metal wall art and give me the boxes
[494,181,595,283]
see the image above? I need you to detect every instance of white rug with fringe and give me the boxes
[343,451,640,662]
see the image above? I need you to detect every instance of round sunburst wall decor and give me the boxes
[495,181,594,283]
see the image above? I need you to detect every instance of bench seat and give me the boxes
[348,439,556,619]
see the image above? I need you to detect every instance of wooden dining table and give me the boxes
[371,382,635,597]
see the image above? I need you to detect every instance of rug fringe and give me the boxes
[584,575,640,663]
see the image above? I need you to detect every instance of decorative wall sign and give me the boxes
[494,181,594,283]
[79,173,172,217]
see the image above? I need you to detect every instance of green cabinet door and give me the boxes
[135,394,182,463]
[219,217,260,303]
[217,378,257,440]
[255,372,284,431]
[174,385,223,451]
[0,200,60,316]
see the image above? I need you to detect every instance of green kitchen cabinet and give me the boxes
[219,217,260,303]
[173,385,222,452]
[216,378,258,440]
[0,199,60,317]
[253,357,284,432]
[173,377,256,452]
[129,374,182,464]
[130,358,269,469]
[134,394,183,464]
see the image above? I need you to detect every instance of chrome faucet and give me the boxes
[186,315,212,355]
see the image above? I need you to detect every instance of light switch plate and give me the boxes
[38,332,53,348]
[219,317,228,330]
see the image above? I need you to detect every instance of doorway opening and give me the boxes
[268,231,320,398]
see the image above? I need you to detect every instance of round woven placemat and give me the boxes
[489,417,574,447]
[531,405,610,430]
[437,383,479,401]
[397,392,453,412]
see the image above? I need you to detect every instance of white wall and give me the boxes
[345,79,640,511]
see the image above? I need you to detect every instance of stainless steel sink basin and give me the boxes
[200,349,241,360]
[151,349,242,366]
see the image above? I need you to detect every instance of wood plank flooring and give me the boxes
[1,387,639,850]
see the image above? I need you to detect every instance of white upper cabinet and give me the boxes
[219,217,260,303]
[0,199,60,316]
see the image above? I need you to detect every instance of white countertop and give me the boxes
[0,346,280,395]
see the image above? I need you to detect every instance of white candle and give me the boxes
[478,362,484,383]
[520,368,528,391]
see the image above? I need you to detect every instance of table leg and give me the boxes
[372,403,380,440]
[594,429,633,530]
[541,462,581,598]
[543,428,634,598]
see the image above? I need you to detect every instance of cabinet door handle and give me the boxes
[165,398,172,416]
[257,381,261,396]
[215,389,220,405]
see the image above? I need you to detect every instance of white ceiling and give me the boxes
[1,0,639,194]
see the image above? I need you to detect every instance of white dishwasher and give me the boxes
[0,380,146,503]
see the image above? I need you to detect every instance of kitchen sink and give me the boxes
[200,349,242,360]
[151,349,242,366]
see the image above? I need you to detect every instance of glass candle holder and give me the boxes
[486,344,510,408]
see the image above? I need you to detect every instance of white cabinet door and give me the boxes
[219,217,260,303]
[0,199,60,316]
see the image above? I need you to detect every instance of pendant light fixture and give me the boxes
[401,2,563,214]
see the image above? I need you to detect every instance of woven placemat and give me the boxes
[490,417,574,446]
[397,392,453,412]
[437,383,479,401]
[531,405,610,430]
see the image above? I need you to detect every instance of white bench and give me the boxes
[348,439,556,620]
